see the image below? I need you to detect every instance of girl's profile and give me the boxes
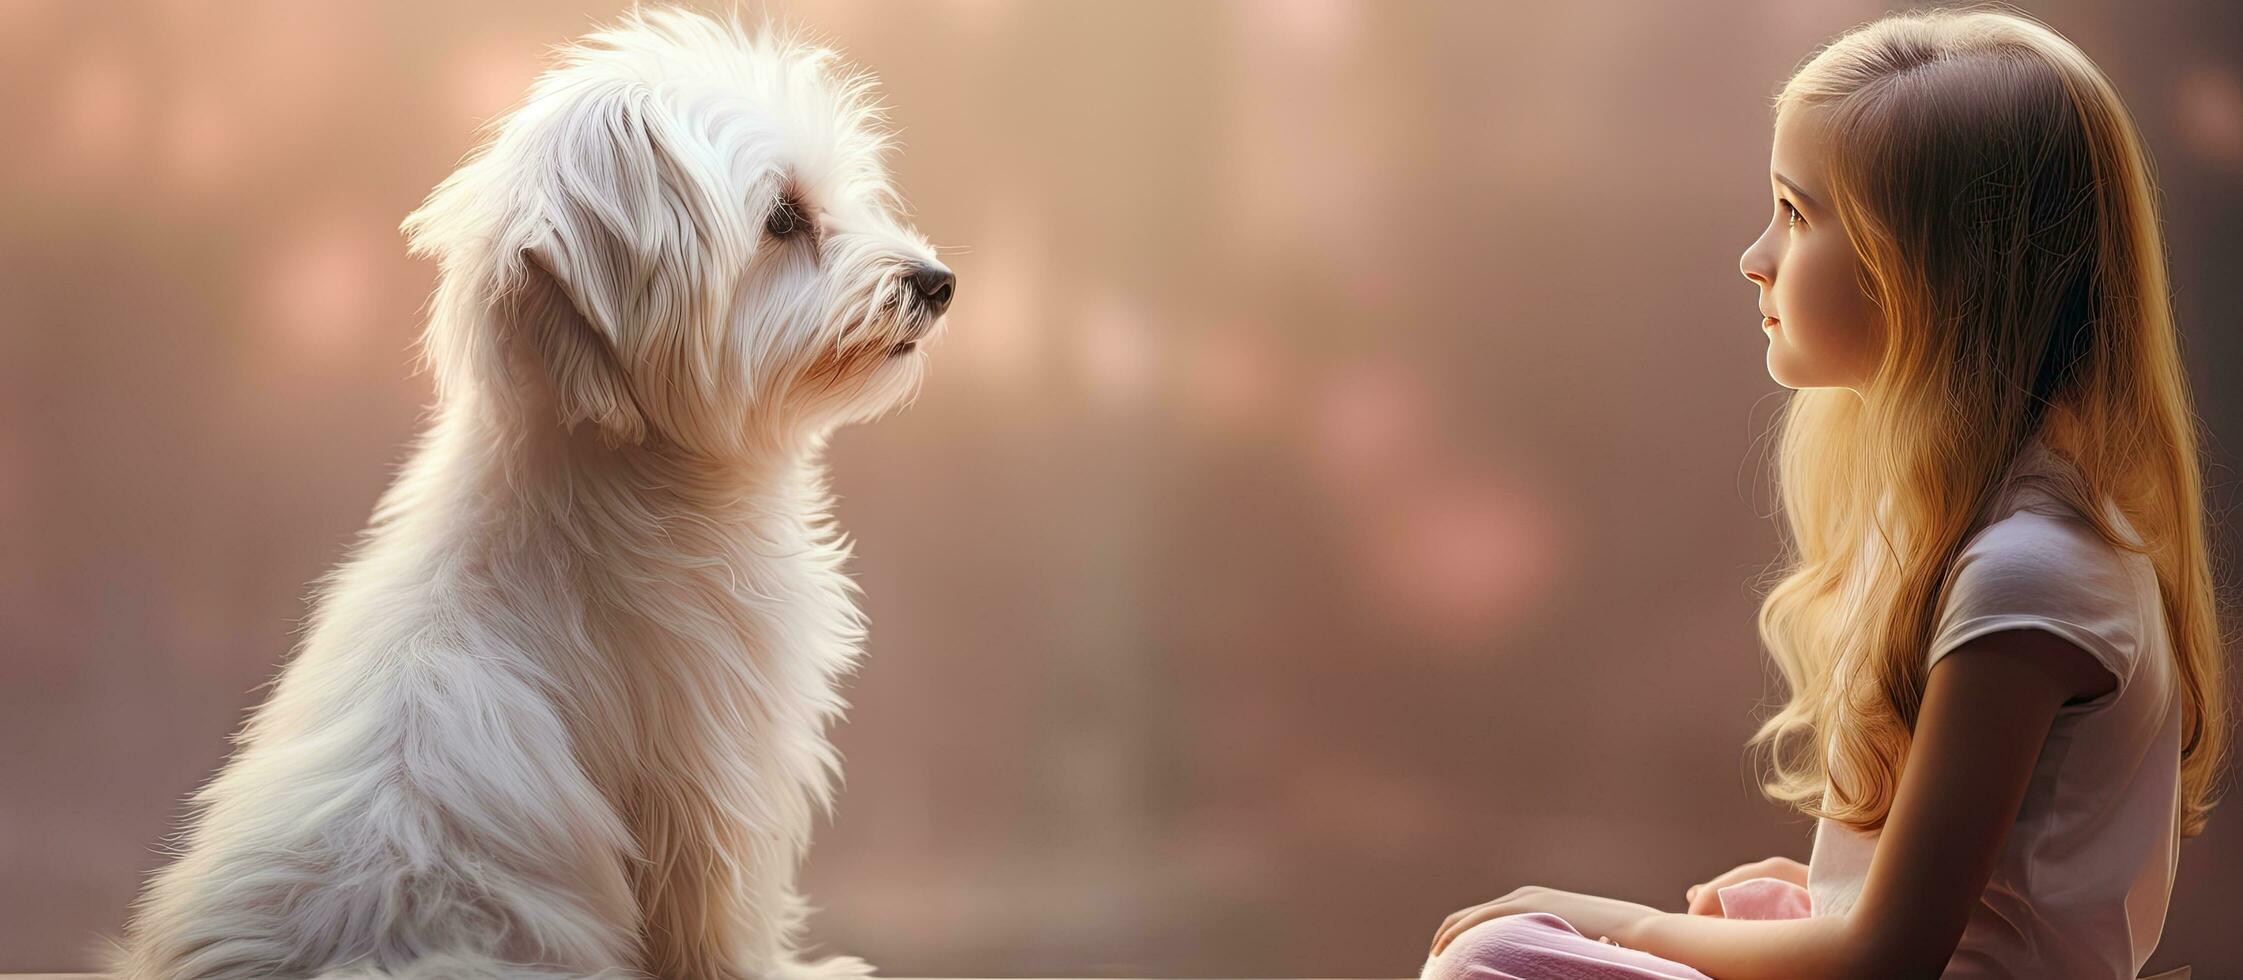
[1424,6,2226,978]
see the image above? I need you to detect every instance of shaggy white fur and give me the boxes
[107,9,951,979]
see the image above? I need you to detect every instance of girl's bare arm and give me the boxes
[1622,627,2114,979]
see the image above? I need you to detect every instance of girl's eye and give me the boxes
[1780,198,1804,229]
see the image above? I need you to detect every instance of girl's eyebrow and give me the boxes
[1774,171,1821,213]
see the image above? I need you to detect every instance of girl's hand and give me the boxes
[1429,886,1662,957]
[1683,856,1808,916]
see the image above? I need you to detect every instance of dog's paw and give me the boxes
[766,953,875,980]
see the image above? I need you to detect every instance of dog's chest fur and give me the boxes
[527,452,867,843]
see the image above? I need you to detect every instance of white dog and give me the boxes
[107,9,950,979]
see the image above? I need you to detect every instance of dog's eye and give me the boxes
[766,197,807,239]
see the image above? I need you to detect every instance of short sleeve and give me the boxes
[1926,510,2144,709]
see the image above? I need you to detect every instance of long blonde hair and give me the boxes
[1747,5,2232,837]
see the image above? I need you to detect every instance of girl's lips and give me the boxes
[1763,315,1781,329]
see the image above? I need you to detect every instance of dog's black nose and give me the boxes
[909,263,955,316]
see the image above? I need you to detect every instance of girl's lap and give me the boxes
[1421,912,1714,980]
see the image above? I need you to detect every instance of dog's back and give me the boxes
[108,469,647,978]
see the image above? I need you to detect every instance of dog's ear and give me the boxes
[502,83,709,447]
[504,245,649,446]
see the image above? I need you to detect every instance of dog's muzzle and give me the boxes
[886,262,954,356]
[908,262,955,318]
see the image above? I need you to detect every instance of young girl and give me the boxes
[1421,8,2228,979]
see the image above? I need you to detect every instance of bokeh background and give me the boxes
[3,0,2239,975]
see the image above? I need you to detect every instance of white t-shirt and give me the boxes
[1805,438,2182,980]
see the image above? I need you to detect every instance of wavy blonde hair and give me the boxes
[1747,5,2232,837]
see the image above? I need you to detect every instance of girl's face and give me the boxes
[1739,108,1881,393]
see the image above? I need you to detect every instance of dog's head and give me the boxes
[403,8,951,456]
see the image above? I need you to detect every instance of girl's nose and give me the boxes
[1740,230,1776,286]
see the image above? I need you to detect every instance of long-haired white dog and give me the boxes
[107,9,949,979]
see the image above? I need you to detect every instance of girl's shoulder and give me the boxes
[1950,503,2141,604]
[1973,436,2147,556]
[1933,451,2158,700]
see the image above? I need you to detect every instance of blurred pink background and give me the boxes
[2,0,2238,975]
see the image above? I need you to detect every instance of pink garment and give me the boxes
[1716,875,1815,920]
[1421,878,1813,980]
